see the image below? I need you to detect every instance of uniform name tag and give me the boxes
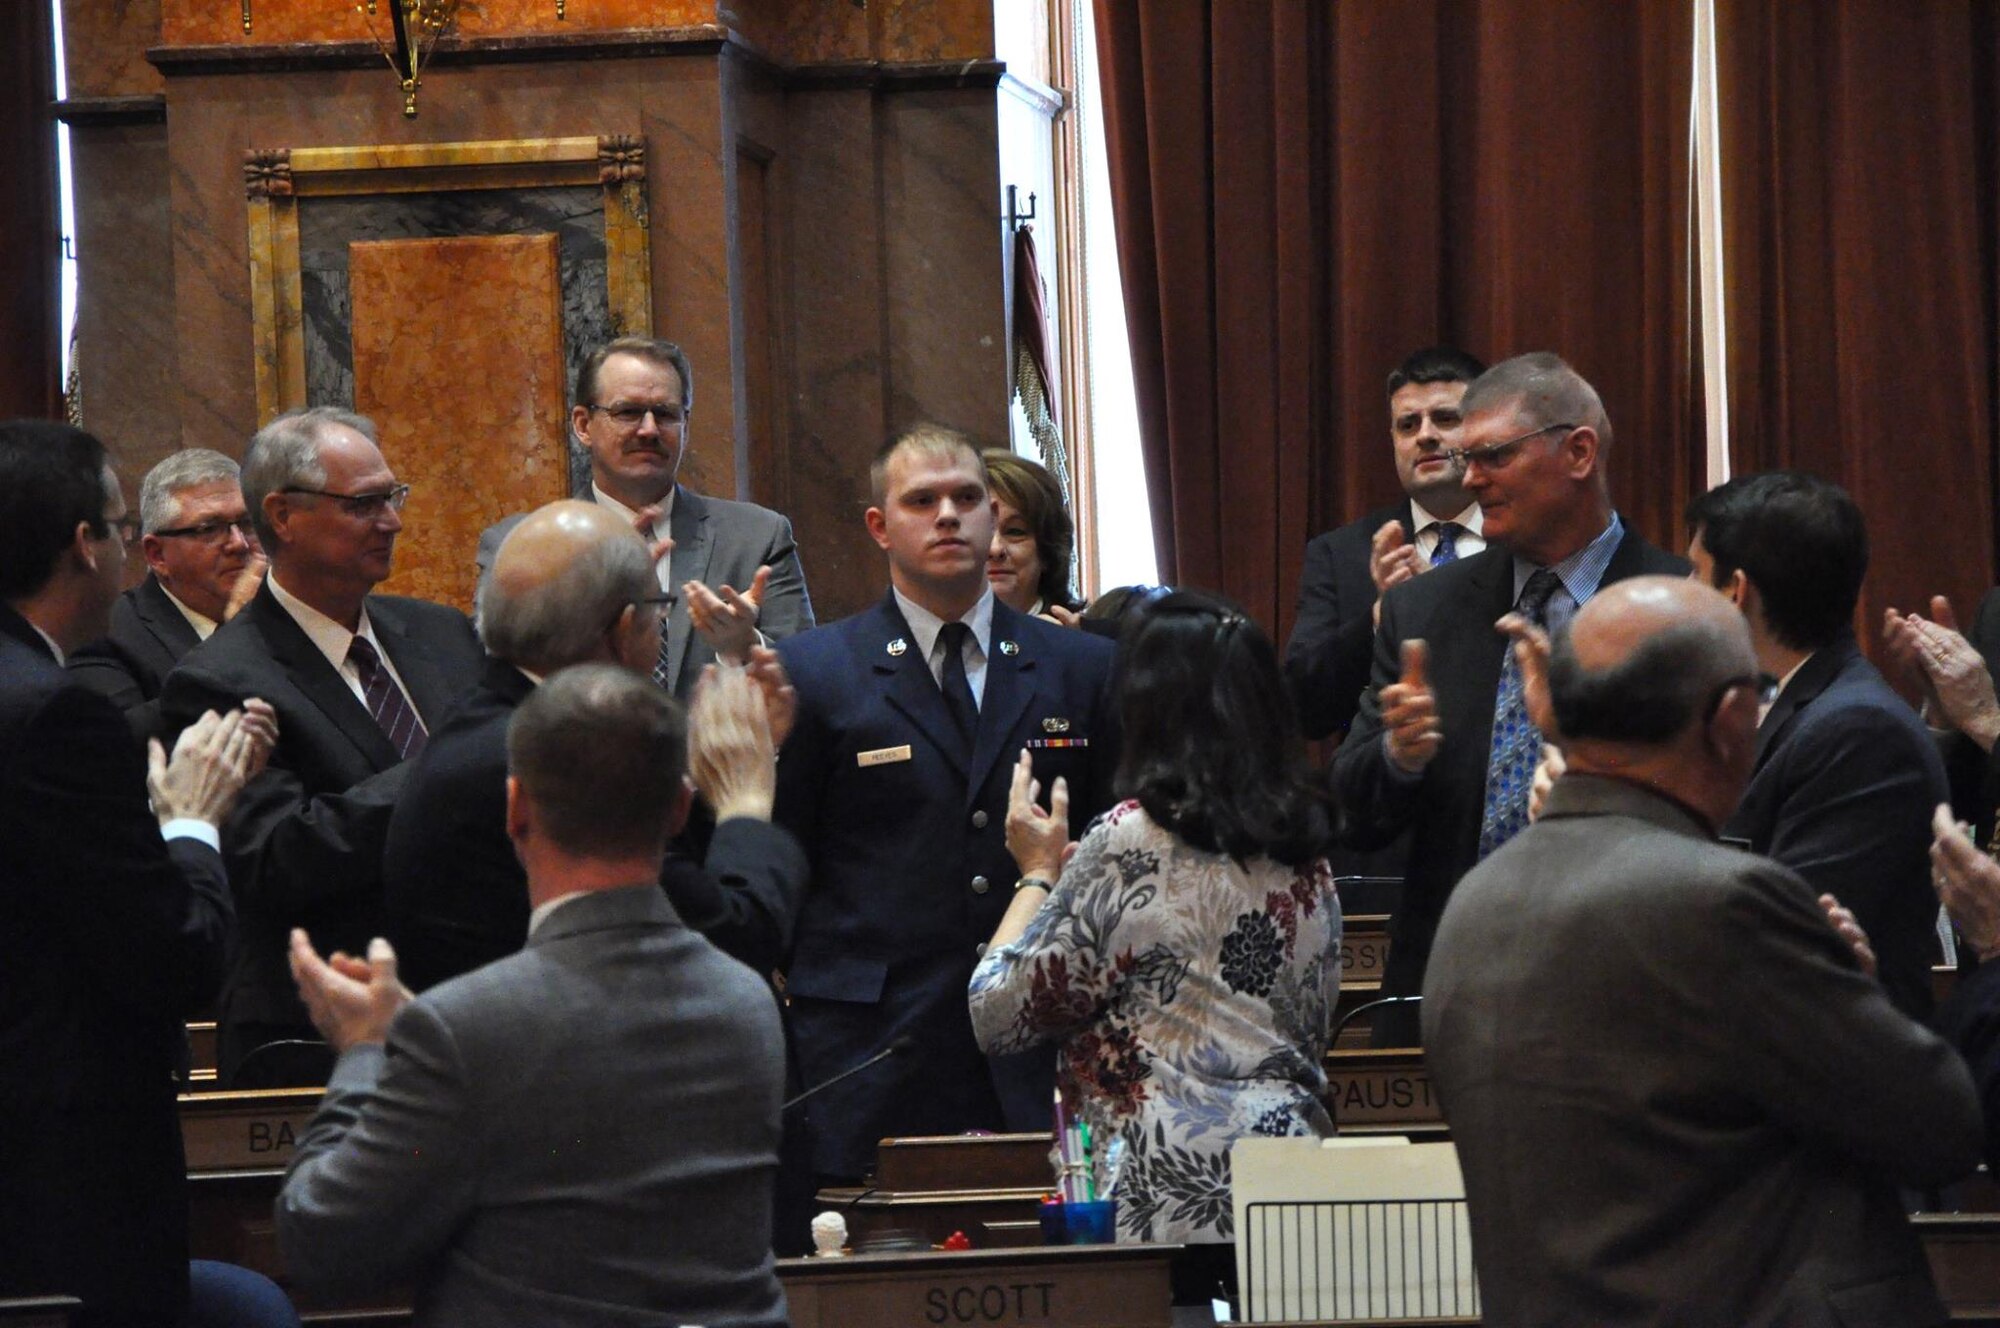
[857,745,913,767]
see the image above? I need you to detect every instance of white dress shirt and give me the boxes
[893,585,995,708]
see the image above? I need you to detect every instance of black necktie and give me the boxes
[347,635,427,760]
[937,621,978,742]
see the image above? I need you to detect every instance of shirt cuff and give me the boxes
[161,818,221,852]
[1383,753,1426,788]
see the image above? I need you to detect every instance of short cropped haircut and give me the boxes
[1386,346,1487,398]
[0,420,110,600]
[1548,616,1752,745]
[1685,471,1867,653]
[574,337,693,413]
[1458,352,1613,449]
[241,406,378,545]
[869,423,986,507]
[983,448,1077,609]
[507,663,688,859]
[139,449,241,536]
[477,524,657,672]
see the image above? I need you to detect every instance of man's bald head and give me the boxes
[478,500,657,675]
[1552,577,1756,746]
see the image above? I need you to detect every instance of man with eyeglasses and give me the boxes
[1285,346,1486,743]
[1334,352,1687,1046]
[71,448,262,744]
[1423,575,1979,1327]
[475,336,814,699]
[1681,472,1946,1018]
[161,405,484,1083]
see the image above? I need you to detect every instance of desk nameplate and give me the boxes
[179,1087,321,1172]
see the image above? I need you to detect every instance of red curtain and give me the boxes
[1094,1,1698,638]
[0,0,61,422]
[1715,0,2000,630]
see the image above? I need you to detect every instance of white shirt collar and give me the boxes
[28,620,64,665]
[1410,496,1483,537]
[591,483,675,532]
[160,583,219,641]
[892,585,995,665]
[528,890,590,938]
[266,571,383,678]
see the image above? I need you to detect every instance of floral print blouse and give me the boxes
[969,801,1342,1245]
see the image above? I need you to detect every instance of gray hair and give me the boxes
[138,449,240,536]
[476,523,657,673]
[1459,352,1614,450]
[241,406,378,545]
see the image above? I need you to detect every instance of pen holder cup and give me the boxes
[1038,1198,1117,1246]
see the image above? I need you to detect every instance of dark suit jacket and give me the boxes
[774,594,1118,1177]
[1285,502,1409,741]
[158,581,482,1065]
[382,654,807,990]
[1333,527,1689,1013]
[1723,634,1947,1018]
[476,484,814,699]
[68,575,202,746]
[279,886,789,1327]
[0,604,232,1326]
[1425,775,1981,1328]
[1937,958,2000,1169]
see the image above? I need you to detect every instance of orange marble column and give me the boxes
[349,232,568,611]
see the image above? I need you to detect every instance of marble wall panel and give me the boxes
[721,0,990,65]
[70,119,180,501]
[162,57,729,459]
[60,0,164,98]
[878,88,1008,441]
[350,232,569,611]
[159,0,716,46]
[869,0,992,63]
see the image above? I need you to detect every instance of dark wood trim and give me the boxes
[50,94,167,126]
[148,27,1004,92]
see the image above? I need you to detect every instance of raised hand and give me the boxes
[685,565,770,663]
[1381,639,1441,774]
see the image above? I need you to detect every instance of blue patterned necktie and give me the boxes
[1430,522,1463,568]
[1477,568,1562,859]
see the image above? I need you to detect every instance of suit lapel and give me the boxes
[966,603,1037,800]
[1752,637,1851,769]
[248,585,401,770]
[870,594,970,778]
[0,603,54,660]
[135,576,201,661]
[664,486,714,693]
[367,596,462,723]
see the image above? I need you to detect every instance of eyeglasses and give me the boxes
[587,402,685,428]
[1704,672,1780,722]
[613,591,676,634]
[1442,422,1576,472]
[281,483,411,519]
[152,517,256,545]
[105,516,142,547]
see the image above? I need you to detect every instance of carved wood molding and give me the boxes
[597,135,644,185]
[243,148,293,199]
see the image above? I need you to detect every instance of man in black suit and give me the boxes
[1335,353,1688,1044]
[0,420,271,1325]
[384,499,805,991]
[1285,346,1487,742]
[161,406,483,1083]
[774,425,1119,1182]
[476,336,813,699]
[1679,472,1948,1018]
[70,448,261,745]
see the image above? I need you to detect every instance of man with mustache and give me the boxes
[477,336,814,697]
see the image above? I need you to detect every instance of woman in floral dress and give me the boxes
[969,590,1341,1301]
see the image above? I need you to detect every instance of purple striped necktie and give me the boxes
[347,635,427,760]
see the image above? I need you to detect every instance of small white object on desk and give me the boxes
[810,1211,850,1257]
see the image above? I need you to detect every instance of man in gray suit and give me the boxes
[277,664,789,1328]
[476,336,813,697]
[1425,576,1981,1326]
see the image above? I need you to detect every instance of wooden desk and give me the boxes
[0,1298,81,1327]
[1917,1211,2000,1323]
[779,1244,1173,1328]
